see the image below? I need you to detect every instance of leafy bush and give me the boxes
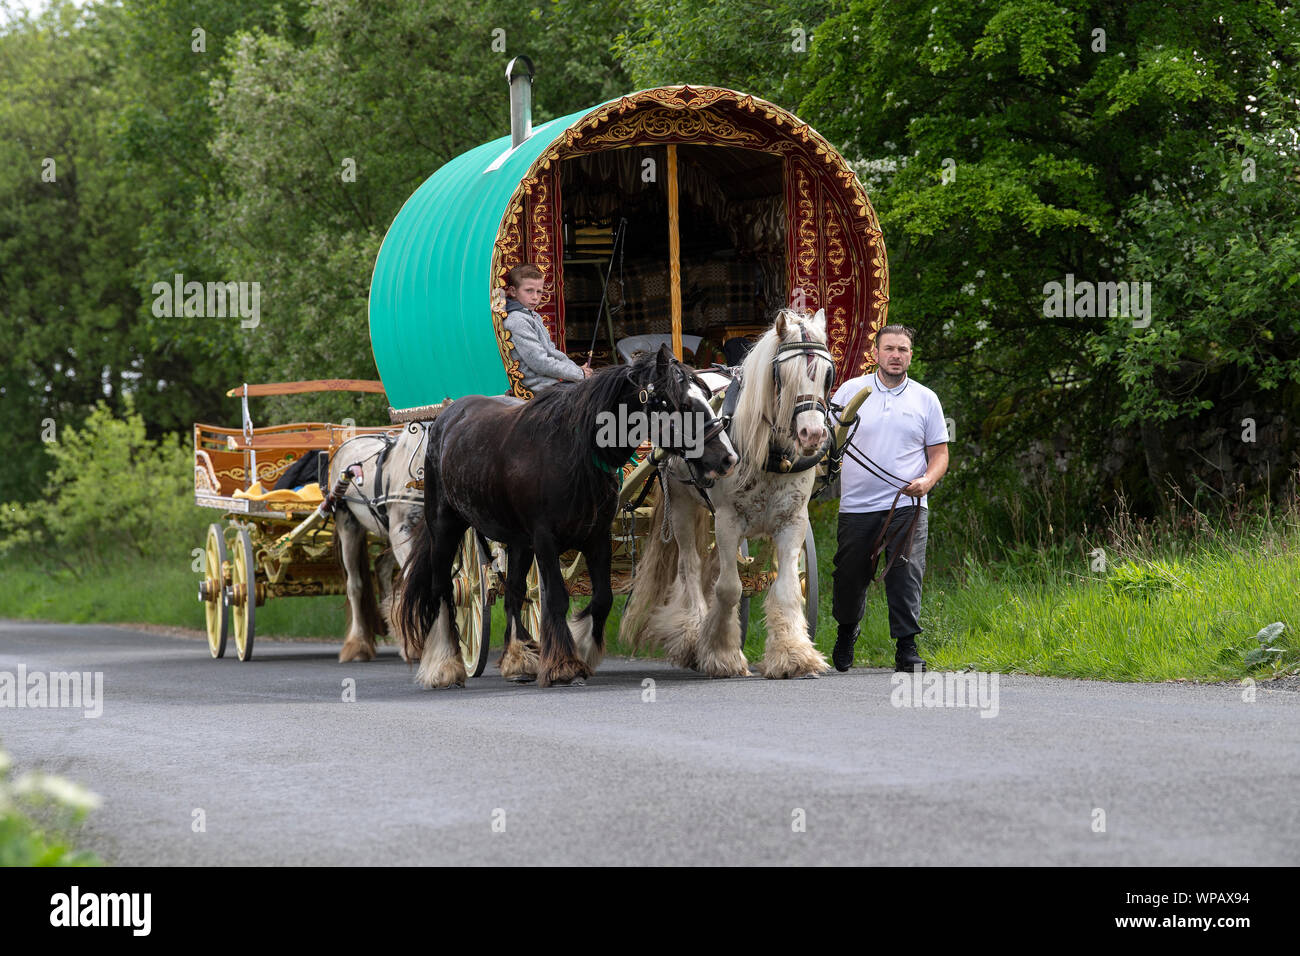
[1106,558,1194,598]
[0,745,103,866]
[1242,621,1289,673]
[0,398,203,574]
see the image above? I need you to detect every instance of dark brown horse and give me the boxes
[394,346,737,688]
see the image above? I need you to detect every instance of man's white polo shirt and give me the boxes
[831,372,948,513]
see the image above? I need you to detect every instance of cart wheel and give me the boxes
[737,538,750,650]
[230,526,257,661]
[799,520,818,637]
[201,523,229,659]
[522,558,543,645]
[452,529,491,678]
[519,556,595,649]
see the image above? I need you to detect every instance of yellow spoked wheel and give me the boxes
[229,526,257,662]
[452,529,491,678]
[522,559,543,645]
[799,520,818,636]
[201,523,229,659]
[737,538,751,649]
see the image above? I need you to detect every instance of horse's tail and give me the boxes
[620,481,708,651]
[394,506,437,661]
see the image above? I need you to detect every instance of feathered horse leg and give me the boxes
[336,506,379,663]
[534,535,592,688]
[394,470,469,688]
[758,519,828,679]
[652,488,710,670]
[620,484,691,655]
[694,507,752,678]
[497,543,539,681]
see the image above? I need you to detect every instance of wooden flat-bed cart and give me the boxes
[193,379,396,661]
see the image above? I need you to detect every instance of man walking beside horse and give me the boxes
[830,324,949,673]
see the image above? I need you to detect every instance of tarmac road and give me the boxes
[2,620,1297,865]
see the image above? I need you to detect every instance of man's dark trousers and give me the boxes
[832,506,929,643]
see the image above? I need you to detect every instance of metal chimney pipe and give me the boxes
[506,56,535,149]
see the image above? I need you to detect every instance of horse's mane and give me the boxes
[729,310,830,488]
[518,349,697,471]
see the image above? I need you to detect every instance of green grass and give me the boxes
[918,547,1298,681]
[789,499,1299,682]
[3,504,1297,682]
[0,551,346,639]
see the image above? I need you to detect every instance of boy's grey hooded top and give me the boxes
[503,298,585,391]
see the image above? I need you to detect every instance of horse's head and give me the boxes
[772,308,834,455]
[636,345,737,483]
[729,308,835,485]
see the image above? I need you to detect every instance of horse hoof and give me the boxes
[548,676,587,687]
[338,641,376,663]
[539,659,592,687]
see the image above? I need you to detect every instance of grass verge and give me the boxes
[3,503,1296,682]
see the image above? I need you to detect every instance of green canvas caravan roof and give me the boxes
[368,106,596,412]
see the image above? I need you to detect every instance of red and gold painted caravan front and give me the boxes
[490,86,890,399]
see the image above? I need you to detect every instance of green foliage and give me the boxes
[1242,620,1287,672]
[796,1,1300,518]
[0,400,203,573]
[921,538,1299,681]
[616,0,831,102]
[3,0,1299,584]
[0,746,103,866]
[1091,109,1300,426]
[0,550,350,637]
[0,0,287,501]
[201,0,634,425]
[0,0,144,501]
[1105,557,1193,597]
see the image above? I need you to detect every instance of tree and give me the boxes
[797,1,1300,513]
[202,0,635,425]
[0,1,145,501]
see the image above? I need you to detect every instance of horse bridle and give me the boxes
[774,325,835,408]
[762,326,836,472]
[633,363,730,512]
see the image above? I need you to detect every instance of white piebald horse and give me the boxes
[621,308,834,679]
[330,424,427,663]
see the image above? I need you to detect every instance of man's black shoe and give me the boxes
[832,632,857,672]
[894,637,927,672]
